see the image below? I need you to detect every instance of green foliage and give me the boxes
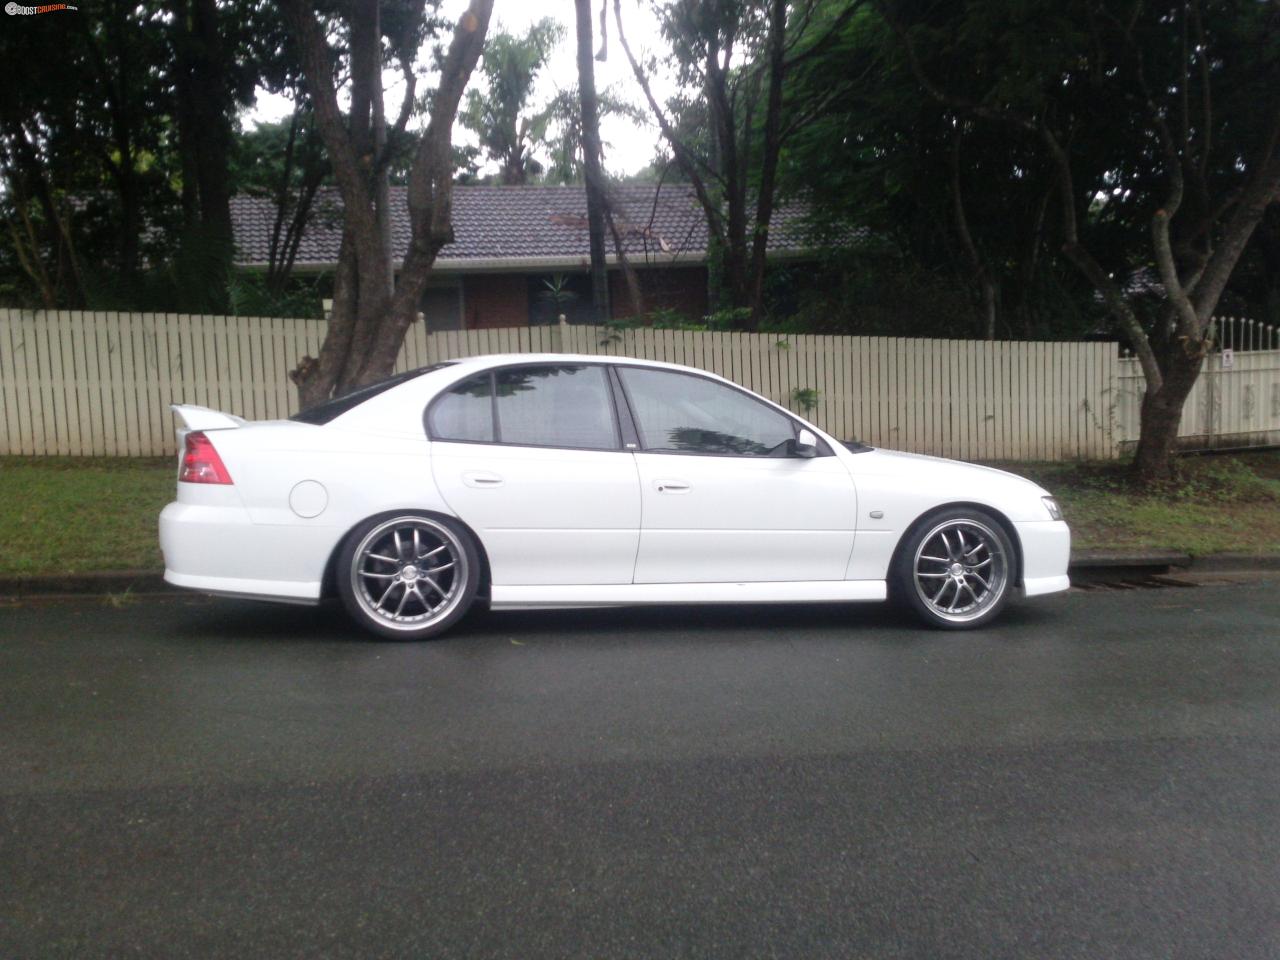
[1008,453,1280,555]
[599,308,700,341]
[538,273,580,315]
[231,114,329,197]
[538,87,647,185]
[0,0,295,311]
[779,0,1280,339]
[461,19,564,184]
[227,272,325,319]
[791,387,820,414]
[704,307,752,331]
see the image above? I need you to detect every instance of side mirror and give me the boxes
[792,428,818,458]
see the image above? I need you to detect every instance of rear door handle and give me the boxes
[463,471,504,488]
[655,479,691,494]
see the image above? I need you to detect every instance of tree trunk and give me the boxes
[575,0,610,324]
[168,0,235,311]
[745,0,788,331]
[949,129,999,339]
[1132,352,1204,485]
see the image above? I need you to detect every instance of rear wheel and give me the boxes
[894,508,1015,629]
[337,513,479,641]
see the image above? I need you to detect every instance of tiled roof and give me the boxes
[231,183,836,270]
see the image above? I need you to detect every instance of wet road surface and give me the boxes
[2,579,1278,958]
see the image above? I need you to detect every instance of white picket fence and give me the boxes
[0,308,1276,460]
[1115,349,1280,451]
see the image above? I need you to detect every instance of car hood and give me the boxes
[851,446,1051,499]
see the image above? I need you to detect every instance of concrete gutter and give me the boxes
[1068,551,1280,586]
[0,571,172,600]
[1,554,1277,600]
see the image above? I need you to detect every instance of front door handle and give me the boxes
[463,471,504,488]
[655,479,691,494]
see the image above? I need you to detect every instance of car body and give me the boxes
[160,354,1070,638]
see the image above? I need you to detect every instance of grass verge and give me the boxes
[1000,450,1280,556]
[0,450,1276,578]
[0,456,174,577]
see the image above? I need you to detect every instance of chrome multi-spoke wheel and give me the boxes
[338,514,478,640]
[897,510,1015,629]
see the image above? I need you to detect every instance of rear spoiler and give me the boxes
[171,404,246,432]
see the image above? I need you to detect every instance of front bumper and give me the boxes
[1014,519,1072,597]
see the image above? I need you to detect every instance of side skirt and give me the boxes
[489,579,887,611]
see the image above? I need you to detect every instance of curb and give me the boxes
[1069,552,1191,570]
[1184,553,1280,572]
[0,571,173,599]
[1068,552,1280,580]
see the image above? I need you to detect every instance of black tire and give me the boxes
[892,507,1016,630]
[336,512,480,641]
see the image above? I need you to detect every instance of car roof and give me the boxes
[442,353,728,379]
[319,353,744,433]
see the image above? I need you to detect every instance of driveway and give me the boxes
[2,579,1278,958]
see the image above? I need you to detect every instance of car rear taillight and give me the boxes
[179,431,233,484]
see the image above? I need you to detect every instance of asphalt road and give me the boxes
[2,579,1279,959]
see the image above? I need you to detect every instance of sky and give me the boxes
[245,0,679,178]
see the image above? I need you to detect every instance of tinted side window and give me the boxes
[495,365,617,450]
[428,373,494,442]
[618,367,795,456]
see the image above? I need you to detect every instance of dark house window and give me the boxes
[527,273,595,325]
[422,283,464,331]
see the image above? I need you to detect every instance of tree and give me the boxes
[168,0,286,312]
[873,0,1280,483]
[460,19,563,185]
[576,0,611,323]
[538,87,645,185]
[614,0,866,329]
[283,0,493,408]
[0,0,288,311]
[779,9,1090,341]
[233,112,331,296]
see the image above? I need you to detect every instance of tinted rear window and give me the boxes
[495,365,617,449]
[291,363,455,425]
[428,373,495,442]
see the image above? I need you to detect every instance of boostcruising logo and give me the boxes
[6,2,78,12]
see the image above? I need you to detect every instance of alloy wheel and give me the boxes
[912,518,1009,624]
[349,516,469,632]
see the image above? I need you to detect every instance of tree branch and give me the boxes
[783,0,866,71]
[613,0,727,245]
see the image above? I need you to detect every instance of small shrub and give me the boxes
[791,387,820,415]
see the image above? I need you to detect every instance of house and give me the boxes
[230,183,826,329]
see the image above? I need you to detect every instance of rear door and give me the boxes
[616,365,857,584]
[428,363,642,586]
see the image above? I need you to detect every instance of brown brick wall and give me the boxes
[462,275,529,329]
[459,266,707,329]
[609,265,708,322]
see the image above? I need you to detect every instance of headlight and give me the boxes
[1042,496,1063,521]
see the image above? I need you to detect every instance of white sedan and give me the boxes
[160,354,1070,639]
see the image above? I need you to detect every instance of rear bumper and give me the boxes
[160,501,328,603]
[1014,519,1071,597]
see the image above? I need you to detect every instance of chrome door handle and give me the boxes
[655,479,691,493]
[463,471,504,488]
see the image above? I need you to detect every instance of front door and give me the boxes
[616,366,858,584]
[428,363,641,586]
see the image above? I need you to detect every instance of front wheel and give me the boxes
[337,513,479,641]
[894,508,1015,629]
